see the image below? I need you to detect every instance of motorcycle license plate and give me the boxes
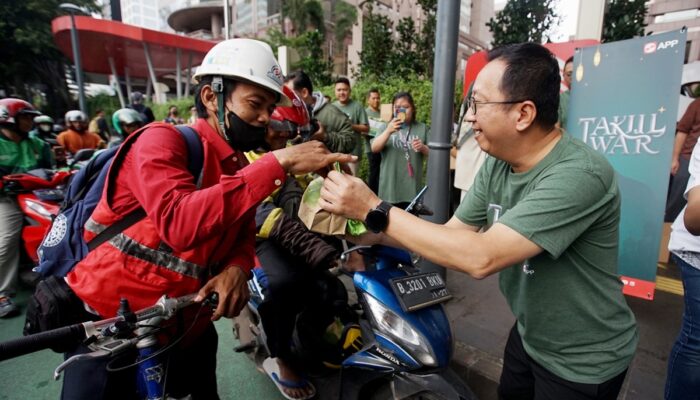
[389,272,452,312]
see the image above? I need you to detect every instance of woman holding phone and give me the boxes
[370,91,430,208]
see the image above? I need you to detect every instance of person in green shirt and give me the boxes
[365,88,384,193]
[0,98,53,317]
[370,91,429,207]
[318,43,638,399]
[333,77,369,176]
[284,70,356,154]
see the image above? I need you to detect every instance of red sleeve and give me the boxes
[219,218,256,276]
[128,126,286,251]
[678,100,700,133]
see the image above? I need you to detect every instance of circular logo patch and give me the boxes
[42,214,67,248]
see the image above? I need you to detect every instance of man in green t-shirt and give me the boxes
[365,88,383,193]
[285,70,356,154]
[318,43,638,399]
[333,77,369,176]
[0,98,53,317]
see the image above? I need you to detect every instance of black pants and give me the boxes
[498,324,627,400]
[256,240,317,361]
[367,150,381,195]
[61,321,219,399]
[666,156,690,222]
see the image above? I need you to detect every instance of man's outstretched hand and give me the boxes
[319,170,380,221]
[272,140,356,175]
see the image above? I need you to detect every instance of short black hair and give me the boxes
[367,88,380,97]
[487,43,560,129]
[286,70,313,94]
[335,77,350,87]
[565,56,574,66]
[194,76,237,118]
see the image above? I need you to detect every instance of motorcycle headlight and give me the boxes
[24,199,53,219]
[363,293,437,366]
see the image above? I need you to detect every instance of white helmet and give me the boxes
[194,39,291,107]
[65,110,87,123]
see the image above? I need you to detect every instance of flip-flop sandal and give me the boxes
[262,357,317,400]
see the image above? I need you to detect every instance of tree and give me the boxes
[297,30,334,86]
[413,0,437,77]
[357,0,437,80]
[0,0,98,116]
[357,3,394,79]
[282,0,325,36]
[602,0,647,43]
[333,1,357,51]
[486,0,559,46]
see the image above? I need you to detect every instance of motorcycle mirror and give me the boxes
[72,149,95,163]
[405,186,428,215]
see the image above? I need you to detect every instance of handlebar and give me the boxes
[0,324,85,362]
[0,293,211,365]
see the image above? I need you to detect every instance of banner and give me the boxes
[567,30,687,300]
[462,40,599,97]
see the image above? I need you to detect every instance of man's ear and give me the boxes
[200,85,219,116]
[515,100,537,132]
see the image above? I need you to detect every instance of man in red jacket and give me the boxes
[62,38,355,399]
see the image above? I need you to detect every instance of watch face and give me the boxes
[366,209,388,233]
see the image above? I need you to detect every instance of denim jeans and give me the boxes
[666,254,700,400]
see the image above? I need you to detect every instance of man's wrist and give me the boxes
[219,264,251,279]
[272,149,291,171]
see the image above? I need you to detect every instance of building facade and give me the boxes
[645,0,700,63]
[120,0,177,33]
[163,0,493,79]
[166,0,281,40]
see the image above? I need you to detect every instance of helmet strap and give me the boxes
[212,76,227,140]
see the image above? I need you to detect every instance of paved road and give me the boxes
[0,288,285,400]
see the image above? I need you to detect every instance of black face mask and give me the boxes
[225,109,268,152]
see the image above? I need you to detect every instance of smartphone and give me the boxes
[395,107,407,128]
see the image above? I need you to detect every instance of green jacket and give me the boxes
[0,132,53,177]
[312,92,355,154]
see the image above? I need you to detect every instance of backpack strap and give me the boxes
[175,125,204,189]
[87,125,204,251]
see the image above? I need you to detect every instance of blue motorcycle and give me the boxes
[233,188,477,400]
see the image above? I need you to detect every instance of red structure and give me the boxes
[52,15,216,102]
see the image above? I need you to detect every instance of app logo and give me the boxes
[644,42,657,54]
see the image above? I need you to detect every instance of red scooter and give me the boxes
[1,169,71,265]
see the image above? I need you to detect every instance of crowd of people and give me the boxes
[0,36,698,400]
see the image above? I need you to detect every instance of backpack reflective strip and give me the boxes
[84,216,108,236]
[108,233,205,280]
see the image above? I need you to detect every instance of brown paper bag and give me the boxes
[298,176,347,235]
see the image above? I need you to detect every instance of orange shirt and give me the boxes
[56,128,104,154]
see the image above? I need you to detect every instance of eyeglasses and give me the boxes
[466,97,527,115]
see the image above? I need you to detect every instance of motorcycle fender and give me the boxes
[392,369,477,400]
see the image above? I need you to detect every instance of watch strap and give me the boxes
[377,201,393,214]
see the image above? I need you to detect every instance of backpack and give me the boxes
[34,125,203,278]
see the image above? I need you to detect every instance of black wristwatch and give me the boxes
[365,201,393,233]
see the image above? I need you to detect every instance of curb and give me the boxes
[450,341,502,400]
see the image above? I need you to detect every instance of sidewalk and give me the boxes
[444,264,684,400]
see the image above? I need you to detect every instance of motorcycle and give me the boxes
[65,148,96,170]
[233,188,477,400]
[1,169,71,276]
